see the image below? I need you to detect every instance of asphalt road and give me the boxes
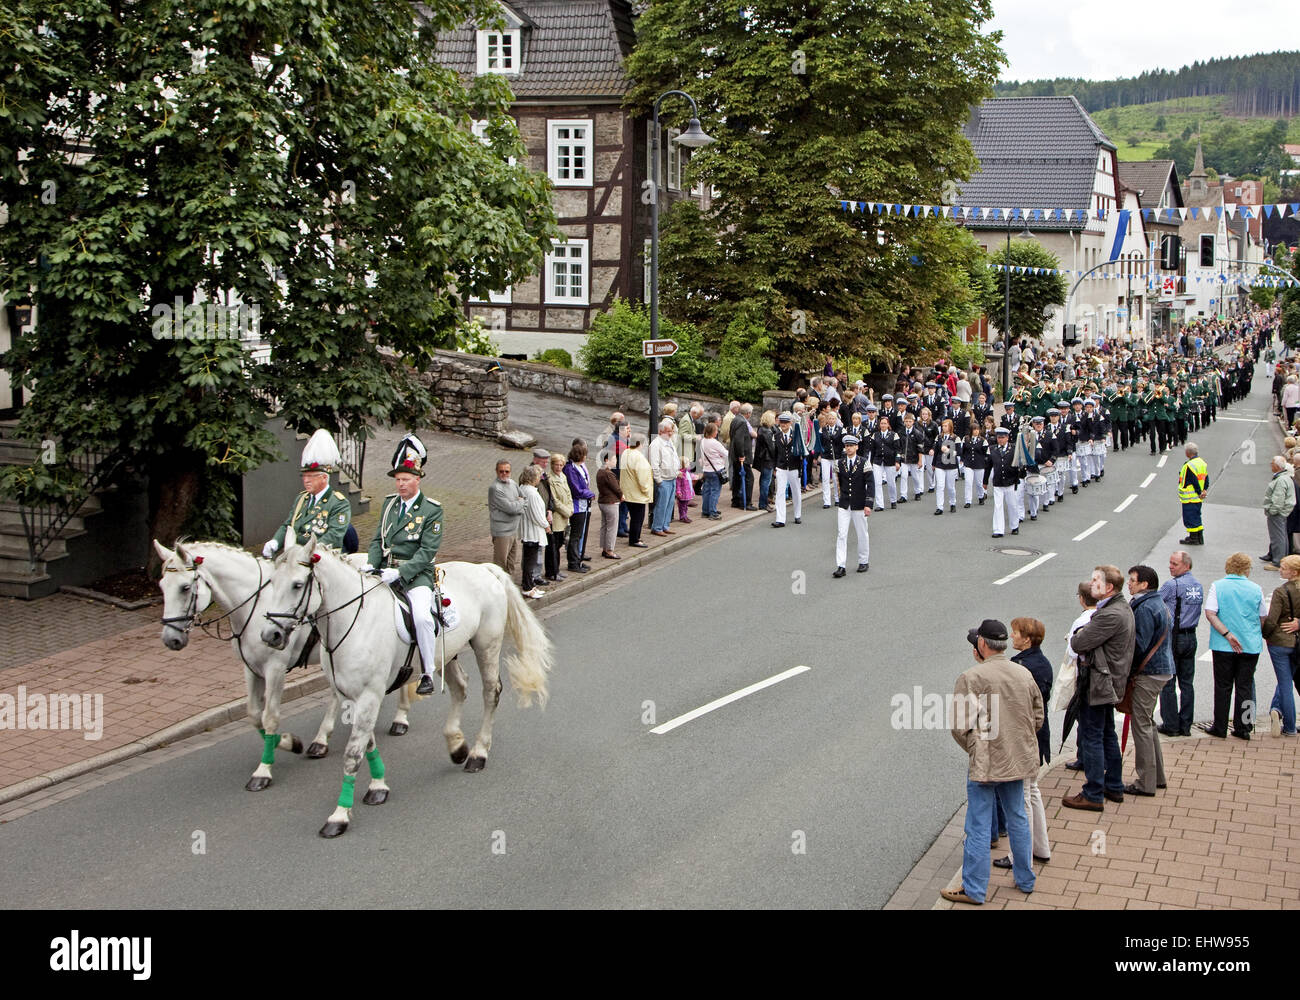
[0,365,1285,908]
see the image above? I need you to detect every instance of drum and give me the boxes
[1026,474,1048,498]
[1044,469,1059,491]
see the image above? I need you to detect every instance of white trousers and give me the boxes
[775,468,802,523]
[835,507,869,567]
[922,453,935,489]
[1015,481,1025,520]
[1026,482,1041,518]
[405,584,439,677]
[873,464,898,507]
[934,467,957,509]
[819,457,837,505]
[1024,777,1050,860]
[904,463,924,498]
[964,469,986,505]
[992,485,1019,535]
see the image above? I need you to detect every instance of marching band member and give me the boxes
[871,415,902,510]
[989,426,1022,539]
[932,419,961,514]
[899,411,926,502]
[961,422,989,508]
[831,435,873,577]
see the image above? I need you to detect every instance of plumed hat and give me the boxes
[389,434,428,478]
[301,429,341,474]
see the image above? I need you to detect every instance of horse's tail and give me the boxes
[484,563,552,709]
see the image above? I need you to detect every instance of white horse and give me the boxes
[154,539,417,791]
[259,534,552,838]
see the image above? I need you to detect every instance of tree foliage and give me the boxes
[996,50,1300,119]
[979,240,1068,341]
[0,0,559,552]
[624,0,1003,375]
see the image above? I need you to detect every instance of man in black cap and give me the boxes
[940,619,1043,906]
[831,434,872,577]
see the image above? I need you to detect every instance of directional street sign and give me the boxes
[642,338,679,358]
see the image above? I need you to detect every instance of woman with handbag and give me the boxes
[697,423,728,521]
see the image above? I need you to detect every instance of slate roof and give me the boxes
[952,97,1115,232]
[431,0,635,100]
[1117,160,1184,211]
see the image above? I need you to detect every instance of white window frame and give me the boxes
[548,119,593,187]
[477,30,520,74]
[546,240,588,304]
[666,128,682,191]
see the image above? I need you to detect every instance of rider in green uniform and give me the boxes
[264,429,353,558]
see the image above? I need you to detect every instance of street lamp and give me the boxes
[1001,214,1033,401]
[649,90,714,439]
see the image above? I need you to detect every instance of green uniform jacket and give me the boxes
[367,492,442,589]
[273,489,352,550]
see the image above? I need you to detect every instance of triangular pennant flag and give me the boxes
[1178,207,1187,221]
[1213,206,1223,219]
[1224,205,1236,219]
[1277,203,1288,217]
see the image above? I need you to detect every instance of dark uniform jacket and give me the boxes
[900,424,926,464]
[989,443,1023,488]
[961,434,989,469]
[367,492,442,590]
[934,434,961,470]
[772,428,801,470]
[835,454,874,510]
[872,430,901,466]
[819,423,845,462]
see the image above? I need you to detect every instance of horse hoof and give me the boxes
[286,735,304,754]
[464,755,486,773]
[389,721,409,736]
[245,776,272,792]
[318,821,349,839]
[449,744,470,765]
[305,743,329,759]
[362,788,389,806]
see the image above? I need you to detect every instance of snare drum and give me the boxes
[1026,474,1048,498]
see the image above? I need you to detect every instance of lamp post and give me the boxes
[648,90,714,439]
[1001,214,1033,401]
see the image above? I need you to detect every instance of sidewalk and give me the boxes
[888,730,1300,910]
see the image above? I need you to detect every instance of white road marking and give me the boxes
[650,665,811,735]
[993,551,1057,586]
[1140,473,1157,488]
[1199,651,1212,662]
[1073,520,1107,541]
[1215,416,1269,423]
[1157,455,1168,468]
[1114,494,1138,513]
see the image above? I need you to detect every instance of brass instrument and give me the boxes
[1016,368,1039,387]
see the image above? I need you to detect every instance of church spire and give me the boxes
[1191,141,1205,177]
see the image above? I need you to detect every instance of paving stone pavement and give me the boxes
[2,594,158,670]
[889,730,1300,911]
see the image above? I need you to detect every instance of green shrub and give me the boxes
[534,348,573,369]
[696,316,779,400]
[578,298,704,392]
[946,336,986,371]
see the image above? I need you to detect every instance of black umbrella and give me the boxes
[1058,688,1081,755]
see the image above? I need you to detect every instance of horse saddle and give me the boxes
[383,583,457,695]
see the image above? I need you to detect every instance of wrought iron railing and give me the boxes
[336,422,366,489]
[16,446,130,573]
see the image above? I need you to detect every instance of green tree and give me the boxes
[1154,114,1167,132]
[0,0,558,561]
[625,0,1003,375]
[979,240,1068,341]
[1282,251,1300,351]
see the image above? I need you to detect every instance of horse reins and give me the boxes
[264,556,380,657]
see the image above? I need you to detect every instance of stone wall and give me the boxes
[408,352,509,439]
[488,354,727,418]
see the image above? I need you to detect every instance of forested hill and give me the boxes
[995,51,1300,117]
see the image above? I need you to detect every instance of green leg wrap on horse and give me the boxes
[366,748,385,780]
[261,732,279,765]
[338,773,356,809]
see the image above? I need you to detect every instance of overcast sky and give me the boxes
[987,0,1299,82]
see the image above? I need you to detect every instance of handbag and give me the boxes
[1048,655,1076,713]
[1116,626,1168,715]
[705,449,728,485]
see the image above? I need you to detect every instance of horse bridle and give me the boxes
[263,555,377,656]
[161,556,270,640]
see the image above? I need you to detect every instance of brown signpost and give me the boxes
[642,339,679,358]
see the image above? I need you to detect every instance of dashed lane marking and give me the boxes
[1073,520,1107,541]
[1114,494,1138,513]
[993,551,1057,586]
[1157,455,1169,468]
[649,665,811,735]
[1140,473,1157,488]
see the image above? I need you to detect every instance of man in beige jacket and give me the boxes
[941,619,1045,906]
